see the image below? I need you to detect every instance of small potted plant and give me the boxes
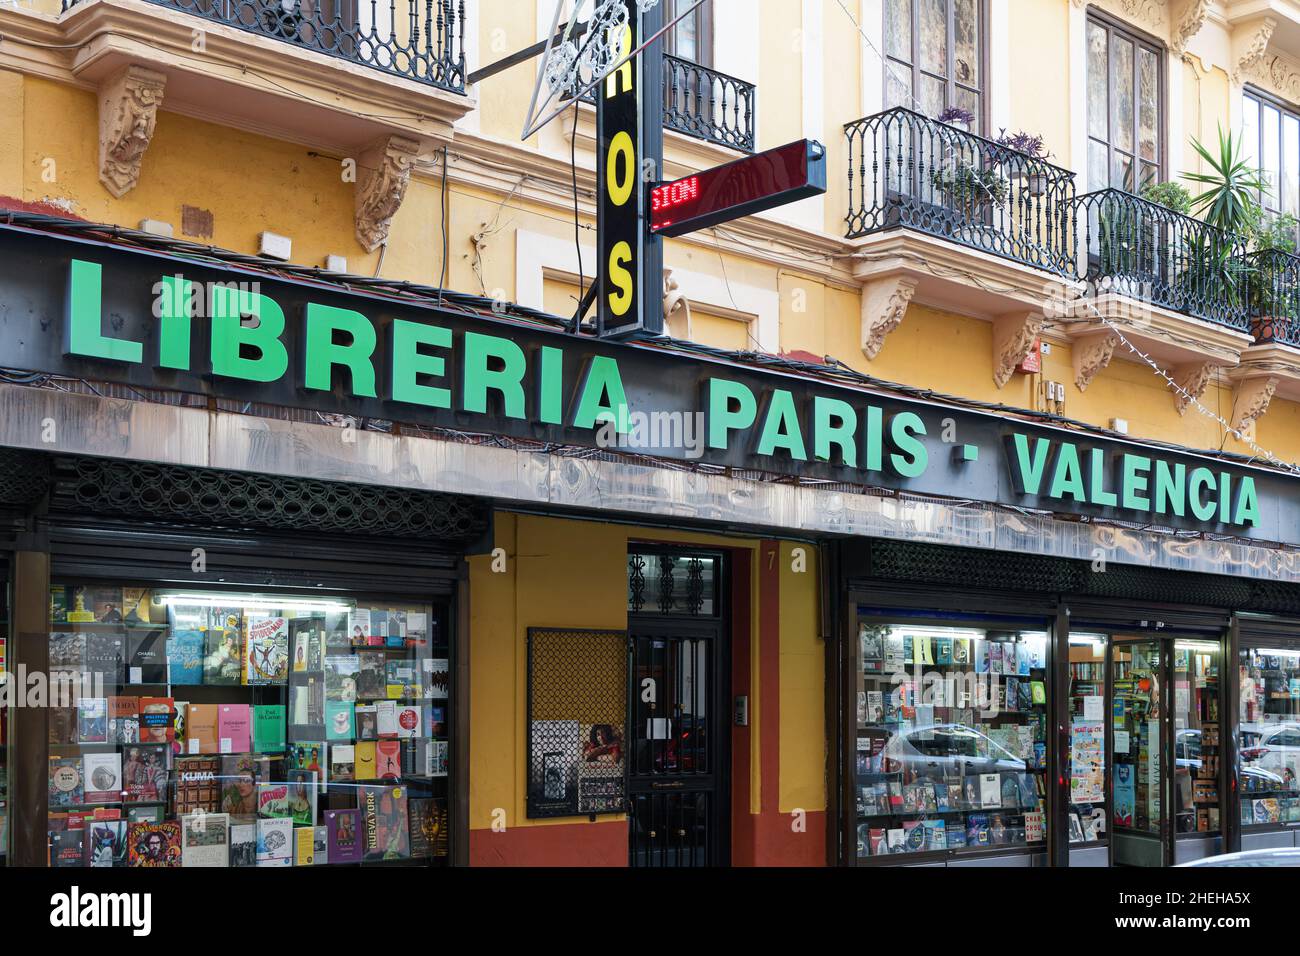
[937,106,976,133]
[930,160,1010,214]
[995,129,1052,196]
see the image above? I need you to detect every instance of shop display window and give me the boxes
[1173,641,1220,834]
[1067,634,1107,844]
[1238,645,1300,828]
[854,618,1049,859]
[41,583,450,867]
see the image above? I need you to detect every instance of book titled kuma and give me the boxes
[50,887,151,937]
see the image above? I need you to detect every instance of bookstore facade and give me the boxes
[8,218,1300,867]
[0,447,482,867]
[834,537,1300,867]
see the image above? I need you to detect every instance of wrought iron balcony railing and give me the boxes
[662,54,754,152]
[844,108,1077,277]
[61,0,468,93]
[581,53,756,153]
[1244,248,1300,345]
[1071,189,1251,331]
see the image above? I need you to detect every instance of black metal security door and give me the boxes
[627,618,727,866]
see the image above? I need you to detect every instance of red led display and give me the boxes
[649,139,826,237]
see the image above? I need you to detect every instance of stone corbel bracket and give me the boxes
[1234,376,1278,433]
[860,275,918,361]
[1171,0,1210,55]
[1170,361,1216,415]
[355,135,421,253]
[1233,16,1277,83]
[1072,330,1120,392]
[99,64,166,199]
[992,311,1045,389]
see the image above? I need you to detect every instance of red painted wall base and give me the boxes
[469,820,628,866]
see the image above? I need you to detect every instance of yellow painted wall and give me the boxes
[778,541,824,813]
[468,513,823,832]
[1010,0,1073,162]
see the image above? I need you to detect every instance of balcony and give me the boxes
[661,54,754,153]
[844,108,1077,277]
[1071,189,1250,333]
[61,0,467,91]
[1237,247,1300,403]
[580,53,756,154]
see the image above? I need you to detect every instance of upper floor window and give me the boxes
[1086,14,1163,192]
[1243,89,1300,220]
[665,0,713,65]
[884,0,988,134]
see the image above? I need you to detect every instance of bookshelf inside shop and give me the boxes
[1067,637,1106,844]
[854,621,1048,859]
[1239,645,1300,828]
[44,583,450,867]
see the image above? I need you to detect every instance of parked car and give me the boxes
[1180,848,1300,867]
[880,723,1026,778]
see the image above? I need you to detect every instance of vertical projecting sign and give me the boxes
[596,0,664,337]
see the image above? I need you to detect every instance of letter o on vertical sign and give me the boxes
[607,132,636,207]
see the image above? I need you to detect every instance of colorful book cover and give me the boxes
[50,585,68,623]
[181,811,230,867]
[935,637,952,665]
[423,658,449,699]
[89,586,124,624]
[287,770,318,826]
[325,808,362,864]
[185,703,220,755]
[428,739,449,776]
[287,741,326,779]
[255,817,293,867]
[85,819,128,867]
[1113,763,1135,827]
[290,616,326,673]
[326,701,355,741]
[376,739,402,781]
[218,704,252,753]
[243,615,289,685]
[395,704,422,739]
[121,587,154,626]
[173,756,221,814]
[427,704,447,737]
[78,697,109,743]
[127,820,181,866]
[360,785,410,861]
[376,699,399,738]
[171,701,188,759]
[202,625,243,686]
[354,741,377,779]
[138,697,174,745]
[125,630,168,684]
[51,829,85,867]
[109,696,140,745]
[257,783,291,818]
[356,652,386,699]
[369,611,389,646]
[49,757,85,808]
[329,743,356,782]
[85,633,125,684]
[349,608,372,647]
[121,744,169,803]
[966,813,991,846]
[386,661,421,699]
[324,655,360,702]
[294,825,315,865]
[83,752,123,804]
[355,704,378,740]
[219,754,262,815]
[229,822,257,867]
[252,704,286,753]
[408,797,449,858]
[166,630,205,685]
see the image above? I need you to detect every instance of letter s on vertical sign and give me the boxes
[608,242,633,315]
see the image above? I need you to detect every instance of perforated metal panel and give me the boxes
[49,456,487,542]
[0,448,51,507]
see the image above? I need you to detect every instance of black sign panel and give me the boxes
[596,0,663,337]
[2,224,1299,544]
